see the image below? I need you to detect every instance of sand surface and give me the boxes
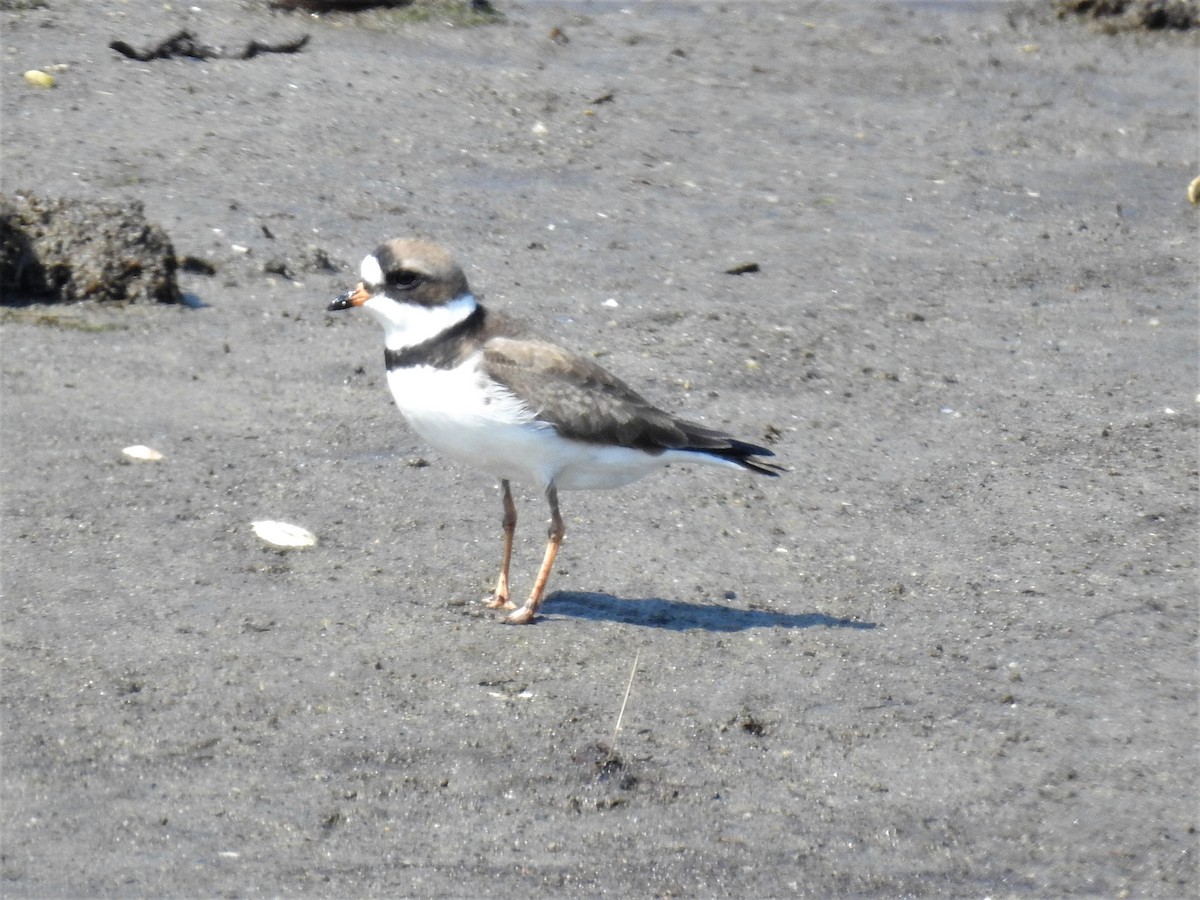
[2,1,1197,896]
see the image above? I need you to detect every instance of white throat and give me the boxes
[364,292,479,352]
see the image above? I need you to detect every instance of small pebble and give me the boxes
[23,70,56,88]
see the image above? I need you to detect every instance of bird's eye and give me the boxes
[387,269,421,289]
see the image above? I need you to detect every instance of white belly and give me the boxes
[385,359,726,490]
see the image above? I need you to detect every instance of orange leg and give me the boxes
[484,480,518,610]
[505,484,564,625]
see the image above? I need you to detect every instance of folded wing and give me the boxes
[482,338,781,475]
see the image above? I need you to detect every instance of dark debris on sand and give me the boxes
[1054,0,1199,29]
[110,30,309,61]
[268,0,497,13]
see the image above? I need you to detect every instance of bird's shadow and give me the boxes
[542,591,877,633]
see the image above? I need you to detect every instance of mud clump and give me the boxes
[0,193,182,305]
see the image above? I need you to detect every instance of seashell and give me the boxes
[1188,175,1200,205]
[251,520,317,549]
[122,444,164,461]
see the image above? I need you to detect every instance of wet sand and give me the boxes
[2,1,1197,896]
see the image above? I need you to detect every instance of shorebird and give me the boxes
[329,239,781,623]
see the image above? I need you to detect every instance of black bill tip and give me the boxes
[327,283,369,312]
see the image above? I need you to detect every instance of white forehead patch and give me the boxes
[360,254,384,287]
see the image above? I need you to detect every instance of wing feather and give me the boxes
[482,338,687,450]
[481,337,779,479]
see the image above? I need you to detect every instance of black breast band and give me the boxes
[384,304,486,371]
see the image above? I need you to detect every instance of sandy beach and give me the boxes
[2,1,1196,895]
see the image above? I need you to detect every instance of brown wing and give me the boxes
[480,338,703,451]
[482,337,782,474]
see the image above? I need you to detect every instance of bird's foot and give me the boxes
[484,593,517,611]
[503,605,537,625]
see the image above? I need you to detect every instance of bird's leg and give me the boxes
[505,484,564,625]
[484,480,518,610]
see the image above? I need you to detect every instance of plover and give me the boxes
[328,239,781,624]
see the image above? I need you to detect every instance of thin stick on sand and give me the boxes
[609,650,640,757]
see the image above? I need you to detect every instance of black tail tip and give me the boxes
[720,441,784,476]
[741,457,785,477]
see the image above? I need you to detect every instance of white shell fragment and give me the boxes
[122,444,164,461]
[251,520,317,549]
